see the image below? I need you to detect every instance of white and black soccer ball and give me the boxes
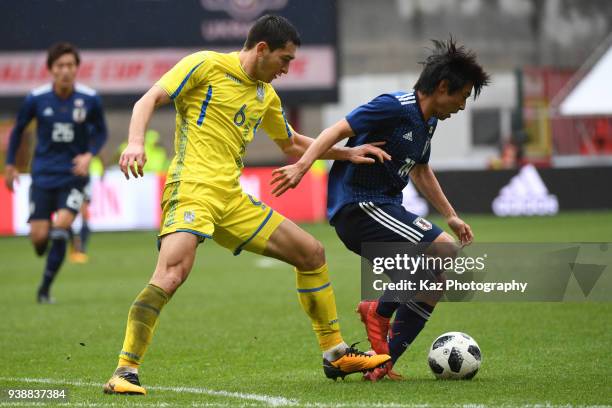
[428,332,481,380]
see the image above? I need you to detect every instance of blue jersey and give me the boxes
[328,90,437,222]
[6,83,107,188]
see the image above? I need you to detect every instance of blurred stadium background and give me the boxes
[1,0,611,233]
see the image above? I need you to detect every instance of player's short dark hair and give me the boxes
[47,42,80,69]
[244,15,301,51]
[414,37,490,98]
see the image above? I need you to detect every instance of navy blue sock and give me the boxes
[389,301,434,364]
[376,267,418,318]
[39,228,69,294]
[79,221,90,253]
[376,298,400,318]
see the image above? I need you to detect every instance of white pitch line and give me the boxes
[0,377,297,407]
[1,378,610,408]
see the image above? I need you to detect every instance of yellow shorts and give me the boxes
[159,181,285,255]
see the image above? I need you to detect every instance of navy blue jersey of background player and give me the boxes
[327,90,437,222]
[6,83,107,188]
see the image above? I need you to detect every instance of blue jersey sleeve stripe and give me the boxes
[253,117,262,136]
[247,194,263,206]
[281,108,292,138]
[170,61,205,100]
[196,85,213,126]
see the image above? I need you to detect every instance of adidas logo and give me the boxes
[402,182,429,217]
[492,164,558,216]
[43,107,54,116]
[403,131,413,141]
[395,93,416,106]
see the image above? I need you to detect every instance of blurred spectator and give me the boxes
[117,129,169,174]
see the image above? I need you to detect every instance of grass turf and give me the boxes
[0,211,611,407]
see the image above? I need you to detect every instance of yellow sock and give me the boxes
[117,284,170,368]
[295,263,343,351]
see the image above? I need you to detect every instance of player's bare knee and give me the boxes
[429,233,460,259]
[31,233,45,245]
[153,274,183,295]
[30,230,49,256]
[168,265,189,288]
[32,238,48,257]
[164,278,184,294]
[312,240,326,265]
[30,227,46,241]
[153,262,189,293]
[297,240,325,271]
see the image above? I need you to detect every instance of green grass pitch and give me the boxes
[1,211,611,407]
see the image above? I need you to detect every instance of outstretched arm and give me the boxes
[5,94,36,191]
[274,119,377,162]
[119,85,170,179]
[270,119,390,196]
[410,163,473,245]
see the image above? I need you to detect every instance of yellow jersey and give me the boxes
[156,51,292,193]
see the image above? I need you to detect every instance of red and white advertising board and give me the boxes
[0,168,327,236]
[0,47,335,97]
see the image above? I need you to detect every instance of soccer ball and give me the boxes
[428,332,481,380]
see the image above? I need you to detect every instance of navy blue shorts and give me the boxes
[331,201,444,256]
[29,182,85,221]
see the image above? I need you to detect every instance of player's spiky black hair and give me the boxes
[47,42,80,69]
[244,15,301,51]
[414,37,490,99]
